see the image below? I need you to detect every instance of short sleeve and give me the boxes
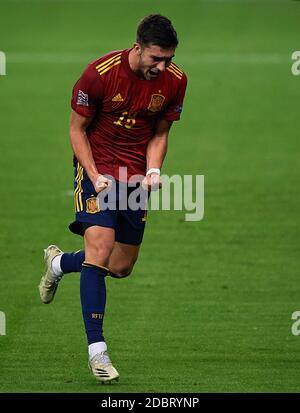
[162,74,188,122]
[71,64,104,118]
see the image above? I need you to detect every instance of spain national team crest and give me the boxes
[148,94,165,112]
[86,197,100,214]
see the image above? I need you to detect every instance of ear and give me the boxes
[133,42,142,55]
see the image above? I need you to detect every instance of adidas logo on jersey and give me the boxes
[112,93,124,102]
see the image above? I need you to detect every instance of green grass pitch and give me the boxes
[0,0,300,393]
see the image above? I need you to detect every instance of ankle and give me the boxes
[88,341,107,359]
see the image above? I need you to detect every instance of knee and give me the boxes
[86,243,113,267]
[110,264,134,278]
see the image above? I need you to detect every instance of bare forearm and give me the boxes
[146,135,168,170]
[69,110,111,193]
[70,128,98,181]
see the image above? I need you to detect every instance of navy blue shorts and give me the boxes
[68,164,148,245]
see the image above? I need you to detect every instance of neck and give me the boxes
[128,48,144,79]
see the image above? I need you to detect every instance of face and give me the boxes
[135,43,176,80]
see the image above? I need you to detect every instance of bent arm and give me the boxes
[69,110,99,183]
[146,119,172,171]
[142,119,173,191]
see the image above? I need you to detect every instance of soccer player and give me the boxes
[39,14,187,383]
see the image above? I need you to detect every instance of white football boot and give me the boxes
[89,351,119,383]
[38,245,63,304]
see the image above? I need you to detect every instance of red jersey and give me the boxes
[71,48,187,181]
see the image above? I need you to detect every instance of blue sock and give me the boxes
[60,250,128,279]
[61,250,85,273]
[80,263,108,345]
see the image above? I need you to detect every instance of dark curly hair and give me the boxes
[136,14,178,49]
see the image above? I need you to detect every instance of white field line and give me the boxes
[7,52,290,65]
[4,0,288,3]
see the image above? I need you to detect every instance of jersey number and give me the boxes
[113,111,137,129]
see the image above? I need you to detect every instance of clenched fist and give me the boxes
[142,172,162,192]
[92,174,113,193]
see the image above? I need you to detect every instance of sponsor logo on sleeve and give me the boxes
[77,90,89,106]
